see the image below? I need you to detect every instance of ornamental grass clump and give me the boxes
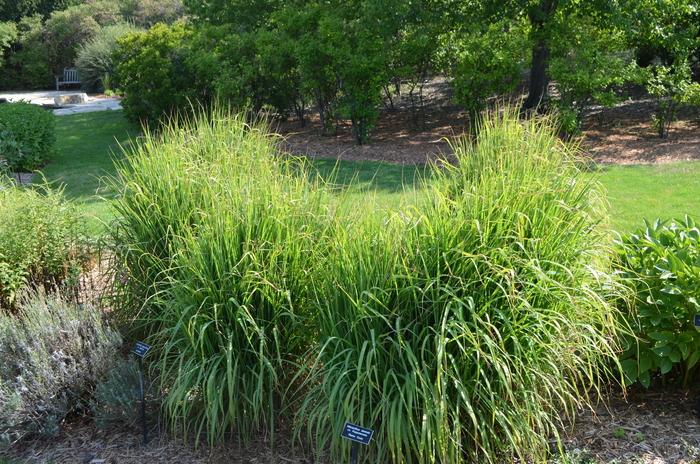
[110,109,330,444]
[296,109,625,462]
[111,107,625,460]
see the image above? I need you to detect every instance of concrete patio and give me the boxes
[0,90,122,115]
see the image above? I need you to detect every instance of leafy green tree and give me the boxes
[549,17,640,135]
[622,0,700,137]
[184,26,253,109]
[449,18,529,116]
[0,16,51,90]
[331,2,389,144]
[183,0,278,29]
[254,27,305,121]
[0,0,77,22]
[119,0,184,27]
[382,0,448,127]
[43,4,102,74]
[0,22,17,69]
[472,0,623,110]
[288,4,342,135]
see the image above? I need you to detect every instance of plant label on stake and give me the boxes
[133,341,151,358]
[132,341,151,446]
[341,421,374,464]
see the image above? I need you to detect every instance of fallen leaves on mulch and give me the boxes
[561,388,700,463]
[1,424,311,464]
[582,100,700,165]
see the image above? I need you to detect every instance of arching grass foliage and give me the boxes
[110,107,625,461]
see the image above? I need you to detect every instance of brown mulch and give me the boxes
[4,389,700,463]
[0,424,310,464]
[275,81,700,166]
[582,100,700,165]
[275,78,467,165]
[561,388,700,463]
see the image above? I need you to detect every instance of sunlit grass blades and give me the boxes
[110,109,329,444]
[295,108,625,462]
[110,107,625,461]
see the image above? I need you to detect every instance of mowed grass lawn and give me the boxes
[42,111,700,234]
[41,110,136,233]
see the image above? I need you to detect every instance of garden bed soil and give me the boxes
[582,100,700,165]
[1,421,310,464]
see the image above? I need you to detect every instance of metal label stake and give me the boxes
[132,341,152,446]
[341,421,373,463]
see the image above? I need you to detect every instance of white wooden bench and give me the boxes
[55,68,80,90]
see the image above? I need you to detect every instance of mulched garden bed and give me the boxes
[561,388,700,463]
[276,81,700,166]
[4,388,700,463]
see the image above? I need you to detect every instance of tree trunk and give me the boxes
[523,0,557,110]
[524,38,550,110]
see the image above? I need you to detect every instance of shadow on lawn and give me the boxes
[308,157,431,193]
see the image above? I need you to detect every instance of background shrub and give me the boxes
[0,292,121,444]
[114,23,203,127]
[0,16,52,90]
[549,18,640,136]
[0,21,17,69]
[43,5,101,75]
[76,22,140,92]
[0,178,87,309]
[449,20,529,115]
[119,0,184,28]
[617,217,700,388]
[0,102,55,171]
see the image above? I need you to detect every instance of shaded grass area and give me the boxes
[39,110,136,233]
[41,111,700,235]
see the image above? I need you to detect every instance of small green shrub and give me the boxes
[0,178,87,309]
[549,18,639,136]
[76,22,140,92]
[0,102,55,171]
[646,64,700,138]
[617,217,700,388]
[0,292,121,444]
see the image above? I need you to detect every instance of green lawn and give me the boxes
[597,162,700,232]
[40,110,136,233]
[41,111,700,235]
